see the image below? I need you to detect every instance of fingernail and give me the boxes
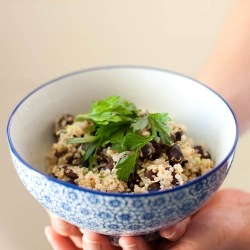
[84,239,102,250]
[122,243,138,250]
[44,226,53,243]
[79,228,88,234]
[161,231,176,240]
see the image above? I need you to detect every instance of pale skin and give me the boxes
[196,0,250,134]
[45,0,250,249]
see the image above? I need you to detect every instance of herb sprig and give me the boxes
[67,95,172,181]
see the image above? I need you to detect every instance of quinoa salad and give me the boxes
[46,96,214,193]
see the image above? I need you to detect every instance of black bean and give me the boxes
[151,140,161,159]
[127,172,141,190]
[96,146,109,164]
[58,114,74,126]
[54,114,74,134]
[170,131,183,142]
[96,146,105,155]
[194,145,203,155]
[64,167,78,180]
[54,149,67,158]
[202,151,212,159]
[170,133,176,142]
[54,151,63,158]
[171,175,179,186]
[140,144,152,159]
[147,182,161,192]
[103,161,114,170]
[194,145,212,159]
[181,160,188,168]
[140,140,161,160]
[175,131,183,141]
[144,170,155,180]
[166,144,183,164]
[65,155,74,164]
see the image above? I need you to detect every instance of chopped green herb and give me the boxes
[116,151,138,181]
[76,95,137,125]
[122,132,153,151]
[67,95,173,181]
[131,114,149,131]
[82,140,100,163]
[67,135,99,144]
[148,113,172,146]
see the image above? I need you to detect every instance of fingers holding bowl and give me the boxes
[83,231,121,250]
[160,217,191,241]
[119,235,152,250]
[48,212,83,248]
[45,226,82,250]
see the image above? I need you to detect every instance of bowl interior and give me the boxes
[8,67,238,174]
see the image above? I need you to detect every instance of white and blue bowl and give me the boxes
[7,66,238,237]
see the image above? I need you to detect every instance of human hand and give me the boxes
[45,188,250,250]
[159,189,250,250]
[45,212,153,250]
[45,216,83,250]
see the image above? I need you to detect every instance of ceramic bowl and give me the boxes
[7,66,238,238]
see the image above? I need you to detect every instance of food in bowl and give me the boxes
[46,95,214,193]
[7,67,238,236]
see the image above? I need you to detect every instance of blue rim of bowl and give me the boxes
[6,65,239,197]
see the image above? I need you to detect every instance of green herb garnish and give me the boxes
[116,133,153,181]
[148,113,172,145]
[67,95,172,181]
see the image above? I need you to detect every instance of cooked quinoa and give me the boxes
[45,96,214,193]
[46,120,214,193]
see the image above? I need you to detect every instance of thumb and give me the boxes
[160,217,191,241]
[164,220,225,250]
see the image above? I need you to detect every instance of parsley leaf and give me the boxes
[122,132,153,151]
[149,113,172,145]
[113,133,154,181]
[131,113,149,131]
[82,141,100,163]
[96,123,129,145]
[67,135,99,144]
[79,96,137,125]
[116,151,138,181]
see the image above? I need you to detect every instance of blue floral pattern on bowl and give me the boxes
[10,150,232,236]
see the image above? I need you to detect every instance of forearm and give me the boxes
[197,0,250,134]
